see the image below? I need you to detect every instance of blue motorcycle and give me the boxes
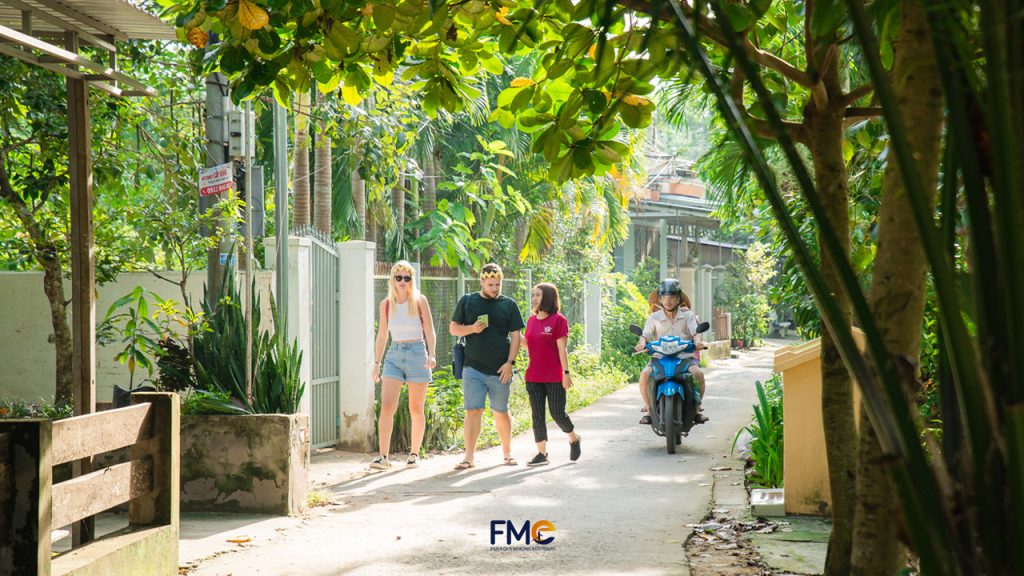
[630,322,710,454]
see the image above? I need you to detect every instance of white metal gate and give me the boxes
[309,237,340,448]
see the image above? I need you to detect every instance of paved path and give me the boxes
[185,346,775,576]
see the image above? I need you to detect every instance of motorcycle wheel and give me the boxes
[665,395,681,454]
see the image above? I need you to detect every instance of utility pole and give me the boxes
[273,102,290,331]
[227,101,256,403]
[203,71,229,297]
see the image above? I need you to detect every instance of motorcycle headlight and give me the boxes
[657,341,681,355]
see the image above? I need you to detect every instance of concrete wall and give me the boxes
[180,414,309,515]
[0,270,273,404]
[775,332,864,515]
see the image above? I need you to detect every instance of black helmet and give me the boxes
[658,279,683,297]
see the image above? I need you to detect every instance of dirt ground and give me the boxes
[686,515,780,576]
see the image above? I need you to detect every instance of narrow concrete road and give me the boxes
[187,347,774,576]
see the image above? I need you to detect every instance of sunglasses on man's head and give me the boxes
[394,275,413,283]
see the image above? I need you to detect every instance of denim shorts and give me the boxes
[382,341,433,383]
[462,366,510,412]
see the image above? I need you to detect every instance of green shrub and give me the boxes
[0,398,72,420]
[600,273,650,379]
[734,373,784,488]
[191,266,304,414]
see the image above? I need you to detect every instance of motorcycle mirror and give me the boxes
[696,321,711,334]
[629,324,644,337]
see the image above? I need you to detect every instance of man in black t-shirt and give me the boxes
[450,263,525,469]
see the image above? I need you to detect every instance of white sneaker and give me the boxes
[370,455,391,470]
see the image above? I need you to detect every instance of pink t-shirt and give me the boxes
[524,313,569,383]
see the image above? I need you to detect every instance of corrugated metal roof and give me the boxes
[0,0,175,42]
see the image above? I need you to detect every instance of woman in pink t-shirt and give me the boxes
[522,283,581,466]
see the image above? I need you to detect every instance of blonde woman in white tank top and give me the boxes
[370,261,437,470]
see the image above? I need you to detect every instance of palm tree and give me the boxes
[313,90,332,236]
[292,90,311,229]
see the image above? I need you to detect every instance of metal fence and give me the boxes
[309,237,341,448]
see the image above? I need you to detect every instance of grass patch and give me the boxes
[306,490,333,508]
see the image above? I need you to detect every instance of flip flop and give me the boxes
[454,460,474,470]
[503,457,518,466]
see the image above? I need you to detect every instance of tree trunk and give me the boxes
[805,67,857,576]
[313,92,332,236]
[407,178,420,262]
[293,90,311,229]
[421,146,439,264]
[853,4,943,574]
[0,174,73,404]
[514,218,528,258]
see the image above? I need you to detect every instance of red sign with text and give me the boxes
[199,163,234,196]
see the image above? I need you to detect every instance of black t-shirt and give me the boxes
[452,293,526,375]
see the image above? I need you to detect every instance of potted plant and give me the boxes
[178,265,308,515]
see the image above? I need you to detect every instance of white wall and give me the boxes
[0,270,274,404]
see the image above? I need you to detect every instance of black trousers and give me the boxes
[525,381,574,443]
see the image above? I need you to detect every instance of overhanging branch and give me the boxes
[845,106,882,118]
[616,0,815,87]
[840,83,875,108]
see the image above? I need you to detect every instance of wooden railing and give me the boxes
[0,392,179,576]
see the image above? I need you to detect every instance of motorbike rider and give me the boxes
[634,279,709,425]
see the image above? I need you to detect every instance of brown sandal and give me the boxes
[454,460,474,470]
[503,457,518,466]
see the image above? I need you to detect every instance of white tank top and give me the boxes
[388,299,423,341]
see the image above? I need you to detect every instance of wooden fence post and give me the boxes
[0,420,53,575]
[128,393,179,529]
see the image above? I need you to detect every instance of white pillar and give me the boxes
[337,240,376,451]
[658,219,668,280]
[263,236,313,416]
[583,278,602,354]
[623,223,636,272]
[697,264,715,341]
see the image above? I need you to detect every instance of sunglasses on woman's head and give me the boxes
[394,275,413,283]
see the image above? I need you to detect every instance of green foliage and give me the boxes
[600,272,650,379]
[716,242,775,342]
[192,266,304,414]
[180,388,247,416]
[0,398,73,420]
[734,374,783,488]
[98,286,170,387]
[98,286,206,391]
[627,257,660,296]
[159,0,673,186]
[424,368,466,451]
